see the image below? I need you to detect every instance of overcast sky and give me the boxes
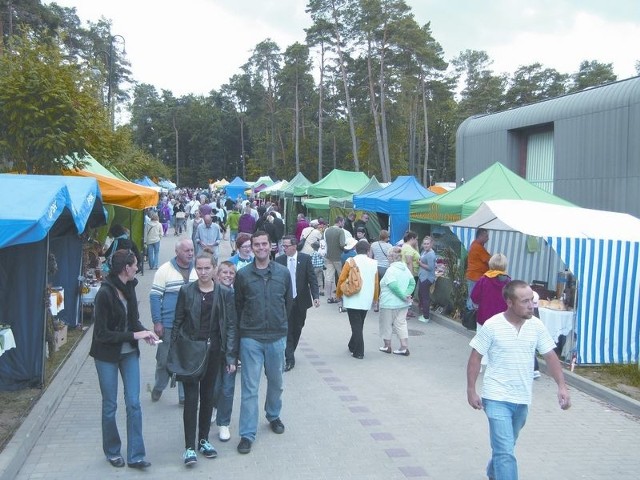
[47,0,640,97]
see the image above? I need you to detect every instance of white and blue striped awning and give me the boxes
[449,200,640,365]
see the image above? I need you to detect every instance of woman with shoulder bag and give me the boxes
[171,250,238,467]
[90,250,158,469]
[369,229,391,280]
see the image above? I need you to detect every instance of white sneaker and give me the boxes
[533,370,541,379]
[418,315,430,323]
[218,425,231,442]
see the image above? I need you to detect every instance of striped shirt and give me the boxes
[469,313,556,405]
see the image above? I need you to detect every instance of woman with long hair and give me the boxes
[90,250,158,469]
[172,251,238,466]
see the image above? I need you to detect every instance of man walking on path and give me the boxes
[194,214,221,259]
[466,280,571,480]
[276,235,320,372]
[323,216,345,302]
[233,231,293,455]
[149,239,197,404]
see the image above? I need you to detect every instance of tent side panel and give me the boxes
[0,241,47,390]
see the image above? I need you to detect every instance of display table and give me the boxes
[81,285,100,305]
[539,307,574,341]
[0,328,16,357]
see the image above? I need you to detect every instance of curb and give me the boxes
[0,325,94,480]
[431,311,640,418]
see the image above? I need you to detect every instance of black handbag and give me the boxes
[166,334,210,383]
[166,287,219,383]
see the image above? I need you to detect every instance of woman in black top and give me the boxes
[172,251,238,466]
[90,250,158,469]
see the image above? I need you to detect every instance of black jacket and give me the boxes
[172,282,238,366]
[275,252,319,310]
[234,260,292,342]
[90,276,146,363]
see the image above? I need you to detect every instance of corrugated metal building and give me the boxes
[456,76,640,217]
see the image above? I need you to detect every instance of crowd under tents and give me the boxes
[0,175,106,390]
[354,175,434,243]
[448,200,640,365]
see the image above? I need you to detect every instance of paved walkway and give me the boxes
[12,234,640,479]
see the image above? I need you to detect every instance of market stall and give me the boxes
[447,199,640,365]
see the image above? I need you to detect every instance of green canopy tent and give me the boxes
[329,175,384,209]
[410,162,574,225]
[278,172,312,198]
[295,169,370,197]
[277,173,312,233]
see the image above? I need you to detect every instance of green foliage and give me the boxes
[0,33,110,174]
[441,246,467,320]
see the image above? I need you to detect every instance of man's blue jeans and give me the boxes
[94,352,146,463]
[482,399,528,480]
[467,280,477,310]
[239,336,285,442]
[215,366,237,426]
[147,241,160,269]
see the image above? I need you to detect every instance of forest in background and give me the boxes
[1,0,638,186]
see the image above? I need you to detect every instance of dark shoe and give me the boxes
[352,353,364,359]
[284,363,294,372]
[127,460,151,469]
[237,437,252,454]
[108,456,125,468]
[270,418,285,434]
[151,389,162,402]
[378,346,392,354]
[327,297,338,304]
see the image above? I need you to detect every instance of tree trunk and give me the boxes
[366,41,387,181]
[421,75,430,186]
[295,76,300,173]
[317,43,325,180]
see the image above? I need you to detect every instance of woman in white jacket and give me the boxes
[336,240,379,359]
[144,213,163,269]
[378,247,415,356]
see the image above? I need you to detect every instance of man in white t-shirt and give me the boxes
[466,280,570,480]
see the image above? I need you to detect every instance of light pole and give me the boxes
[173,115,179,186]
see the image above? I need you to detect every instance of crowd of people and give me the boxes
[91,195,570,477]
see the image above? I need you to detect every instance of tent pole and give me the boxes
[41,236,50,388]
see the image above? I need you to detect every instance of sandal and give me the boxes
[379,346,392,354]
[327,298,338,304]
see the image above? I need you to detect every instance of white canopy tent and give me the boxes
[447,200,640,364]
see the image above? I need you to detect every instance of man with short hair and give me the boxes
[277,235,320,372]
[295,213,309,241]
[353,213,371,241]
[467,280,570,480]
[194,214,221,259]
[227,207,241,255]
[344,212,356,236]
[234,231,293,455]
[149,239,198,404]
[323,216,346,302]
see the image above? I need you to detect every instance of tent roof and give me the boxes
[280,172,312,197]
[329,176,384,209]
[251,176,274,188]
[66,152,128,181]
[0,174,105,248]
[65,170,158,210]
[300,169,370,197]
[302,196,331,210]
[410,162,574,224]
[447,200,640,241]
[227,176,249,187]
[354,176,434,214]
[134,176,160,188]
[259,180,288,197]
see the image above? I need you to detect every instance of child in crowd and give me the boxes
[212,261,238,441]
[310,241,325,295]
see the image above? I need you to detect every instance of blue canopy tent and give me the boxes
[0,175,106,390]
[134,176,161,190]
[353,176,435,243]
[225,176,250,201]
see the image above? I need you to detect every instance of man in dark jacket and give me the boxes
[276,235,320,372]
[233,231,293,455]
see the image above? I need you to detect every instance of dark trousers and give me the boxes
[182,348,221,450]
[347,308,368,357]
[419,279,433,318]
[285,300,308,365]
